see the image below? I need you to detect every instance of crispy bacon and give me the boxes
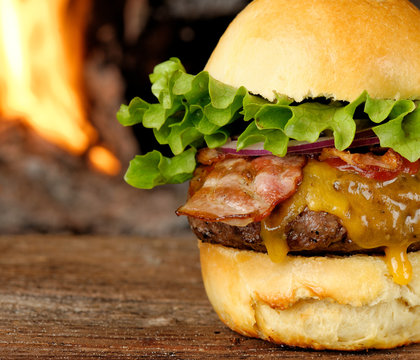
[176,155,306,226]
[320,148,420,181]
[196,147,226,166]
[320,148,403,170]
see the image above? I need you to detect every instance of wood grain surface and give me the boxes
[0,234,418,359]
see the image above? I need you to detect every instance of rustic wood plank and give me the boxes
[0,235,418,359]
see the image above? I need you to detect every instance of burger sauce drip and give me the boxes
[261,159,420,285]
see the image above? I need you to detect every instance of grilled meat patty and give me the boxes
[189,209,420,255]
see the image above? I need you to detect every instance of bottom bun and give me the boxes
[198,241,420,350]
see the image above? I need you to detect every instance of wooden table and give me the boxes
[0,235,419,359]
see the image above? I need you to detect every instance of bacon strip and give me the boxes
[319,148,403,171]
[176,155,306,226]
[320,148,420,180]
[196,147,226,166]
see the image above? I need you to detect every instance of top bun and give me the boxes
[204,0,420,102]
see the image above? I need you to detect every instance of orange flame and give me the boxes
[0,0,120,174]
[88,145,121,176]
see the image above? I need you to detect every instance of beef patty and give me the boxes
[189,209,420,255]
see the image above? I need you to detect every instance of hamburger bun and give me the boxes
[197,0,420,350]
[199,241,420,350]
[205,0,420,102]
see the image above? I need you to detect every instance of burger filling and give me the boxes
[178,148,420,285]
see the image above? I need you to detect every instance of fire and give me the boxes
[0,0,120,174]
[88,145,121,176]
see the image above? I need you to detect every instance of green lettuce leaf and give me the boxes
[237,108,290,156]
[150,57,185,109]
[124,148,197,189]
[205,129,230,149]
[118,58,420,189]
[117,97,149,126]
[373,101,420,162]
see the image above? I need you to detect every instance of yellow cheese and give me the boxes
[261,159,420,285]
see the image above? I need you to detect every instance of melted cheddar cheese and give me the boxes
[261,159,420,285]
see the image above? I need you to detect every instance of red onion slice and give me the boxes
[219,129,380,156]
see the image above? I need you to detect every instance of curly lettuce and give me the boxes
[117,58,420,189]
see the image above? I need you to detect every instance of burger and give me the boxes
[118,0,420,350]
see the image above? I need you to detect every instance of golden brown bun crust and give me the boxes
[199,241,420,350]
[205,0,420,102]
